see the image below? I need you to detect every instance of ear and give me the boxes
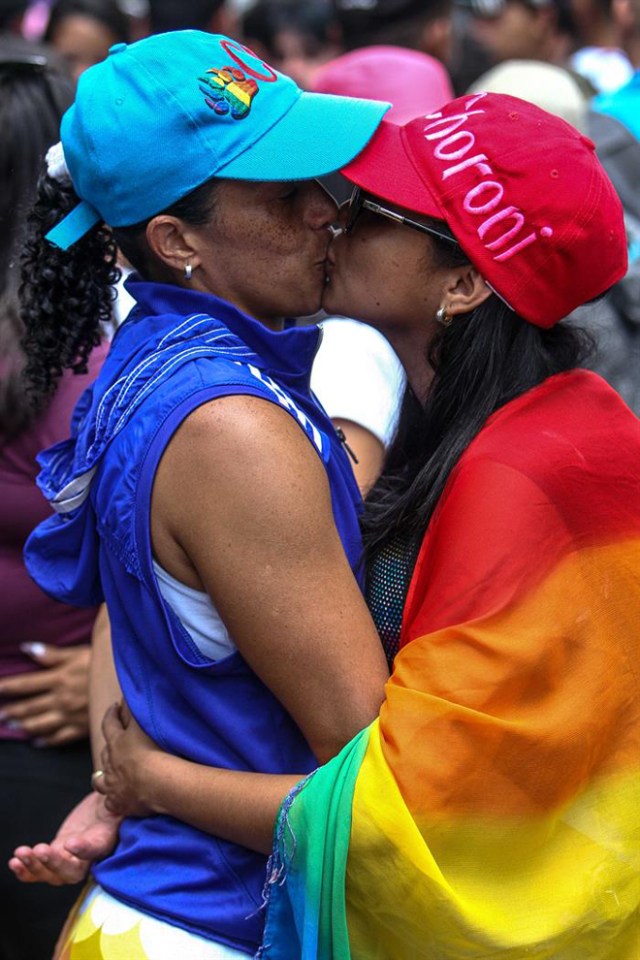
[443,264,492,317]
[145,216,200,277]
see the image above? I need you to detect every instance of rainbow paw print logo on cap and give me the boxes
[199,65,259,119]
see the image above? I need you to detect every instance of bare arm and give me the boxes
[97,704,299,855]
[9,606,123,885]
[152,394,388,764]
[88,604,120,765]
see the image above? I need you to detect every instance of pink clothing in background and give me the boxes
[0,342,108,737]
[313,45,454,123]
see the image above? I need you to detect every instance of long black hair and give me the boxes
[0,40,75,435]
[20,174,219,410]
[361,223,595,571]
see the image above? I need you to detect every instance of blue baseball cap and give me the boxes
[46,30,390,249]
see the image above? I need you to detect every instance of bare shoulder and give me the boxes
[166,393,329,491]
[152,394,335,586]
[151,395,388,753]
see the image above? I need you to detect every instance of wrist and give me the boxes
[139,749,177,816]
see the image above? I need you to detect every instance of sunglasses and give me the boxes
[344,186,458,246]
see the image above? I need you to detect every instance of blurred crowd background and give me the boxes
[0,1,638,958]
[2,0,639,410]
[1,0,639,100]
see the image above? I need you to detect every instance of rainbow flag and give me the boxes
[259,372,640,959]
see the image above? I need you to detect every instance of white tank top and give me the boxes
[153,561,237,660]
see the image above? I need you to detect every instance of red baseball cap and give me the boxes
[341,92,627,327]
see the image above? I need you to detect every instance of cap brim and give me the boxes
[216,90,391,181]
[341,117,445,219]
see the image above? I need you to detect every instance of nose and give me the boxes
[305,180,338,230]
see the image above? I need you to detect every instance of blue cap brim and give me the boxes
[215,91,390,181]
[45,199,102,250]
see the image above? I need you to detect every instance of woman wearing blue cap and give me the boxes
[10,30,391,960]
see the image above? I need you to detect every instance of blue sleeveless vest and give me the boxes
[25,280,364,954]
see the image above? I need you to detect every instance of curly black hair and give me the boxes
[20,173,119,410]
[20,173,219,409]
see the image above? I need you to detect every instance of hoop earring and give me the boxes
[436,305,453,327]
[184,263,192,281]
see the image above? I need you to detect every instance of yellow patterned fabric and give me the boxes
[56,884,247,959]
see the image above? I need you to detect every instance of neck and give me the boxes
[382,328,434,405]
[183,276,286,331]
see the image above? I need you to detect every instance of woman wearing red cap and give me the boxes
[298,93,639,958]
[17,93,640,958]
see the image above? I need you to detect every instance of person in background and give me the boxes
[241,0,340,90]
[0,36,108,960]
[472,0,577,64]
[313,43,454,122]
[595,0,640,135]
[328,0,492,102]
[569,0,633,92]
[467,56,593,128]
[590,0,640,407]
[333,0,455,65]
[147,0,235,36]
[44,0,129,79]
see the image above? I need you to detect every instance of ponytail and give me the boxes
[20,173,119,409]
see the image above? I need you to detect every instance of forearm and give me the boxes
[89,606,121,765]
[138,752,303,855]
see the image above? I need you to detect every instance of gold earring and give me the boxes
[436,305,453,326]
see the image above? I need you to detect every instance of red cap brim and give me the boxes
[340,117,445,220]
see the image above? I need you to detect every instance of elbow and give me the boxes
[310,702,384,766]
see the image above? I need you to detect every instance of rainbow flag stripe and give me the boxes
[259,372,640,959]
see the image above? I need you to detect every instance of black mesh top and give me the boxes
[366,532,422,668]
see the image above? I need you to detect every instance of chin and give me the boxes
[321,278,366,322]
[323,290,377,328]
[299,284,325,315]
[320,285,344,317]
